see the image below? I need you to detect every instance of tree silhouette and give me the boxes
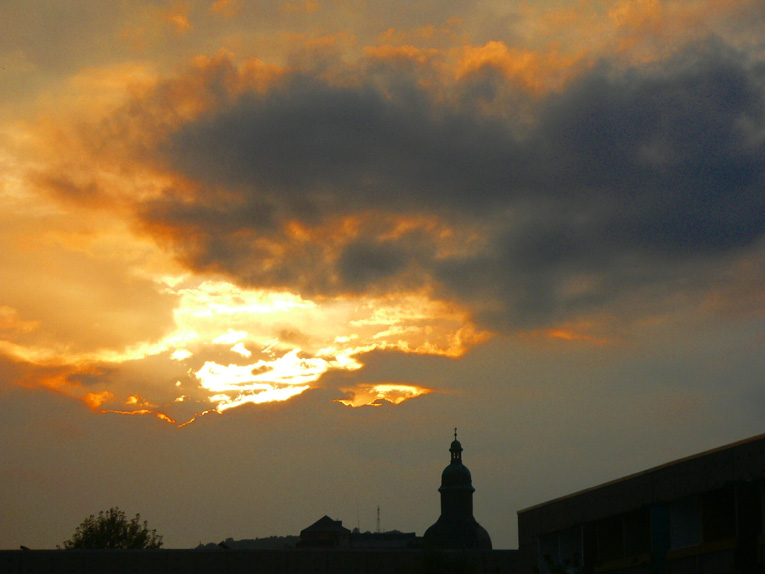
[62,507,163,549]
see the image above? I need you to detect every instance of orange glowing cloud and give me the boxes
[83,391,115,410]
[101,408,177,424]
[24,53,287,226]
[522,324,610,346]
[162,280,481,414]
[56,383,179,425]
[69,386,179,424]
[164,2,193,35]
[126,394,155,408]
[2,269,483,424]
[514,0,754,70]
[543,329,609,345]
[336,383,433,408]
[456,41,585,94]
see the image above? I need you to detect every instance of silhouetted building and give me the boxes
[297,516,350,548]
[423,430,493,550]
[518,433,765,573]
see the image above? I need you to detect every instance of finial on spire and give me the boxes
[449,428,463,463]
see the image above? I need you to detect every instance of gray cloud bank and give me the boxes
[144,39,765,331]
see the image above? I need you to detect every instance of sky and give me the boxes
[1,0,764,550]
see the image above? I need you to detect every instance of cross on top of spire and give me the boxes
[450,428,463,463]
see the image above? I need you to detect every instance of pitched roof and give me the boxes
[301,515,350,534]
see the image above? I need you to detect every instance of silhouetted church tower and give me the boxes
[423,429,492,549]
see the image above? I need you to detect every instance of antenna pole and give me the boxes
[376,505,380,533]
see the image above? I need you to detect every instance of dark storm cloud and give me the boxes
[338,239,411,290]
[163,74,521,214]
[146,40,765,330]
[530,45,764,251]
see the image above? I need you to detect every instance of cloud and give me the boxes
[0,214,178,358]
[124,39,765,333]
[8,18,762,424]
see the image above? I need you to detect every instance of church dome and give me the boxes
[441,459,473,489]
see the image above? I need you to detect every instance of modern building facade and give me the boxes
[423,430,493,550]
[518,433,765,573]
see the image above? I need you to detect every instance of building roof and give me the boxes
[300,516,350,535]
[519,432,765,514]
[517,432,765,542]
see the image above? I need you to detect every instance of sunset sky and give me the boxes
[1,0,764,549]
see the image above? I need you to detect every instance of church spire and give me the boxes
[423,431,492,549]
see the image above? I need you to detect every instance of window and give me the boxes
[596,509,650,564]
[702,487,736,542]
[538,527,583,574]
[670,496,702,549]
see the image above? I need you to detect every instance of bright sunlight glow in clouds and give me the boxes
[46,277,475,424]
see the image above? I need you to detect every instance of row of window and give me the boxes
[537,482,765,573]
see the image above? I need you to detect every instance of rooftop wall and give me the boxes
[0,549,519,574]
